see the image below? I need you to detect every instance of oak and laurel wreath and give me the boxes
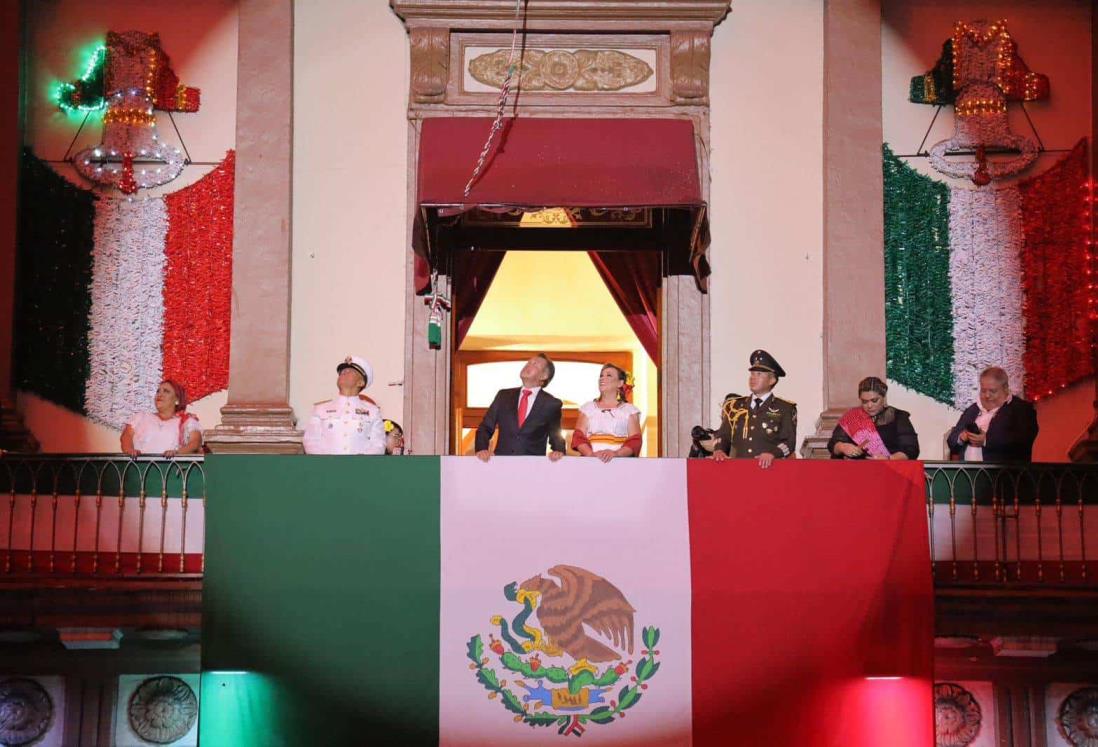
[466,625,661,735]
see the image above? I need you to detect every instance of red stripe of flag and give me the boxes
[163,151,234,402]
[687,460,934,746]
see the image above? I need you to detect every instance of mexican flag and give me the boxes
[201,457,932,746]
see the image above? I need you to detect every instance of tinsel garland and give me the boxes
[1017,139,1093,399]
[163,151,234,402]
[15,151,235,428]
[883,144,955,404]
[884,140,1093,407]
[84,198,168,429]
[13,150,97,413]
[948,187,1026,407]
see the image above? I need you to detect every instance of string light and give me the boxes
[55,44,108,112]
[64,32,199,193]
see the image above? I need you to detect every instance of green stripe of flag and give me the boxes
[15,150,96,414]
[883,144,955,404]
[201,455,441,746]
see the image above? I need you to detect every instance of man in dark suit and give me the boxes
[947,366,1039,462]
[475,353,566,461]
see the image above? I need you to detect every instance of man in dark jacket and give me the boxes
[947,366,1038,462]
[711,350,797,470]
[475,353,565,461]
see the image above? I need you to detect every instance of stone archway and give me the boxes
[392,0,730,456]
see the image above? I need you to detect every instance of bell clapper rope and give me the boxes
[463,0,523,199]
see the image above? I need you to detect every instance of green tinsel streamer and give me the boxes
[14,150,97,413]
[883,144,955,404]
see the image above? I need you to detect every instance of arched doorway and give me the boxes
[392,0,730,456]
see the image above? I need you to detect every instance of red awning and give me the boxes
[412,117,710,293]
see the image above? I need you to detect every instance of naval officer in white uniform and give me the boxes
[302,355,386,455]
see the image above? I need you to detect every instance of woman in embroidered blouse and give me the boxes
[120,380,202,458]
[827,376,919,460]
[571,364,643,462]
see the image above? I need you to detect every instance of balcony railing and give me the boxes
[0,455,1095,587]
[926,462,1098,586]
[0,455,205,579]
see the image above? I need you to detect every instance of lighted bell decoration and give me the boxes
[63,31,201,193]
[910,19,1049,184]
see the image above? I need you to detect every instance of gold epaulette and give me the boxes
[721,398,751,439]
[358,394,378,405]
[314,398,332,406]
[774,396,797,406]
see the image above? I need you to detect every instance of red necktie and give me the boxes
[517,389,532,427]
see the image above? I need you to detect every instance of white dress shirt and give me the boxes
[964,396,1012,462]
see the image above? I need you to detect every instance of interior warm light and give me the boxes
[519,207,576,228]
[865,676,903,681]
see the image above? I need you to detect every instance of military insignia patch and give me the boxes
[466,564,662,738]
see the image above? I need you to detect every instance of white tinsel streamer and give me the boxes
[948,186,1026,408]
[85,198,168,429]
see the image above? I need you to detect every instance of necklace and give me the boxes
[597,398,621,413]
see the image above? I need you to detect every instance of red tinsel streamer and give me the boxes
[162,151,234,402]
[1017,138,1093,400]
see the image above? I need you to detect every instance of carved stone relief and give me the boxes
[411,27,450,103]
[0,678,53,747]
[469,48,653,92]
[1058,686,1098,747]
[128,675,198,744]
[934,682,982,747]
[670,30,710,101]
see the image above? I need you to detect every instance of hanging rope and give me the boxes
[462,0,523,199]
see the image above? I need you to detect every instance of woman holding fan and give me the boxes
[827,377,919,460]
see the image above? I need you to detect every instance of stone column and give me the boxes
[663,275,710,457]
[204,0,301,453]
[0,0,37,452]
[801,0,886,458]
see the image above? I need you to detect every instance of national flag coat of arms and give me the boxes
[201,457,934,747]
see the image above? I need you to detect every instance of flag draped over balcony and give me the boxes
[201,457,933,746]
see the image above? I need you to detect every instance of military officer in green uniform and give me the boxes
[711,350,797,469]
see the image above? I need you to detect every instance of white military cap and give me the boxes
[336,355,374,388]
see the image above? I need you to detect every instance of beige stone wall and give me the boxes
[290,0,409,427]
[708,0,826,428]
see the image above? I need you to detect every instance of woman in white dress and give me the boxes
[120,380,202,458]
[571,364,642,462]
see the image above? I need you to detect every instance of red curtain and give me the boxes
[453,249,506,349]
[588,251,661,365]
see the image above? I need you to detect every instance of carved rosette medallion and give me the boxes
[128,676,198,744]
[1059,686,1098,747]
[0,678,53,746]
[469,49,653,92]
[934,683,982,747]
